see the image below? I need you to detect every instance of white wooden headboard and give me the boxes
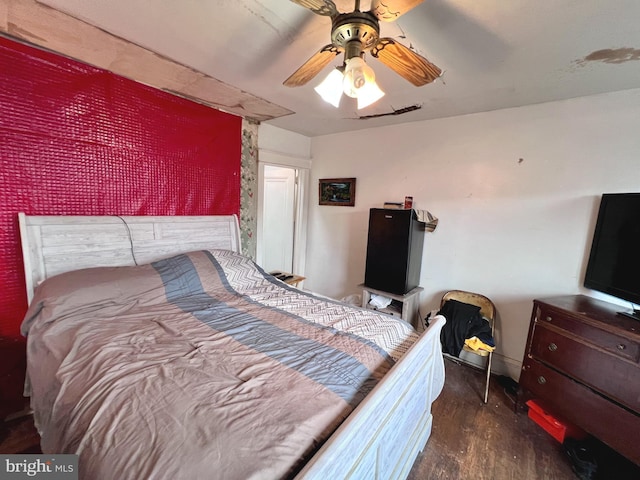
[18,213,242,303]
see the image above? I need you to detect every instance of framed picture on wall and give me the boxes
[318,178,356,206]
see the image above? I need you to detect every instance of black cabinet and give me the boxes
[364,208,425,295]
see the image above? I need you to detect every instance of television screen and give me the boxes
[584,193,640,316]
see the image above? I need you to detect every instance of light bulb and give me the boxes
[343,57,373,98]
[342,56,385,108]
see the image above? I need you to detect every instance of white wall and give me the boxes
[303,88,640,380]
[258,123,311,158]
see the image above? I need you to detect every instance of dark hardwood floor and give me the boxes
[408,358,640,480]
[1,358,638,479]
[0,413,41,454]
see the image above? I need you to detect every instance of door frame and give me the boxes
[257,149,311,278]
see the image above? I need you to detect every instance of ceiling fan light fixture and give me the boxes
[313,55,385,109]
[314,68,344,108]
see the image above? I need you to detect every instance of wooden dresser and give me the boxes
[519,295,640,465]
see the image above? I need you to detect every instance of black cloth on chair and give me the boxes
[438,299,493,357]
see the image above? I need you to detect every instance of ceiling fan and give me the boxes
[284,0,442,109]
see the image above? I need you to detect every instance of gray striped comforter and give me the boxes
[21,250,419,480]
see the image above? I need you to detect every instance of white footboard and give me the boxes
[295,315,446,480]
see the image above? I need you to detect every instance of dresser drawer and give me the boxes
[520,358,640,465]
[535,305,640,362]
[530,323,639,412]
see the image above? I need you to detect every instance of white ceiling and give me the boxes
[39,0,640,137]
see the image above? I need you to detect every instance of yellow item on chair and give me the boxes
[441,290,497,404]
[464,336,496,353]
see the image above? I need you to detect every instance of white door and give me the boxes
[261,165,296,273]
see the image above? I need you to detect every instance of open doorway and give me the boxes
[257,162,309,279]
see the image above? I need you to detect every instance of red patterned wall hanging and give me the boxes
[0,36,242,339]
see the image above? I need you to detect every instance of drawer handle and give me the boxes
[544,316,552,322]
[617,343,626,351]
[537,376,546,385]
[548,343,558,352]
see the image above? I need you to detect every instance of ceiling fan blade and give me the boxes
[289,0,339,17]
[370,0,425,22]
[283,45,341,87]
[371,38,441,86]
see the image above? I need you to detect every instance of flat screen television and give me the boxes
[584,193,640,320]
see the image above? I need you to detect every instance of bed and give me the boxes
[18,213,446,480]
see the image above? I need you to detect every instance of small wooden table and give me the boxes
[270,271,305,287]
